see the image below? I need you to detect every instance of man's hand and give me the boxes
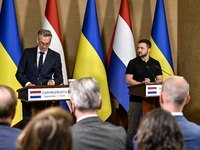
[27,83,35,86]
[47,80,54,85]
[142,78,151,83]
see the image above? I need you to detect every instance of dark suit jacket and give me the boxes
[174,115,200,150]
[0,123,22,150]
[16,47,63,86]
[72,116,128,150]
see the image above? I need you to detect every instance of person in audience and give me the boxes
[70,77,128,150]
[0,85,22,150]
[136,108,184,150]
[160,75,200,150]
[17,107,73,150]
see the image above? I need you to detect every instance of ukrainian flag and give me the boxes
[0,0,22,126]
[150,0,174,80]
[73,0,111,121]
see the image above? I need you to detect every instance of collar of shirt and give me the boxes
[37,47,48,55]
[77,114,98,122]
[171,112,183,116]
[37,47,48,67]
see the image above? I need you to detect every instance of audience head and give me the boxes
[70,77,102,114]
[136,108,184,150]
[0,85,17,124]
[160,76,190,112]
[17,107,73,150]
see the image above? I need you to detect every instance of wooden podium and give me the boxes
[128,82,162,115]
[17,85,70,117]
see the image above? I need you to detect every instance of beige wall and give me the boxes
[7,0,200,124]
[178,0,200,124]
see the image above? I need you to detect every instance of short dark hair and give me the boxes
[138,39,151,48]
[0,85,17,119]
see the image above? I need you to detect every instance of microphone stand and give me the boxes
[154,65,172,76]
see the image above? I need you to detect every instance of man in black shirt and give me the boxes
[126,39,163,146]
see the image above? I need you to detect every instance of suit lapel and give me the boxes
[31,47,38,74]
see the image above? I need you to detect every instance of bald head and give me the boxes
[0,85,17,120]
[161,76,189,110]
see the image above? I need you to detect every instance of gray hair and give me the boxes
[162,76,189,106]
[0,85,17,119]
[70,77,101,112]
[38,29,52,40]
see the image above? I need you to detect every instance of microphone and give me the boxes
[146,65,156,80]
[154,65,172,76]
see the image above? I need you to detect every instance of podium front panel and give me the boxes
[28,87,70,101]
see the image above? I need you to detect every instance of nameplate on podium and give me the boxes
[17,85,70,102]
[128,82,162,97]
[28,88,70,101]
[145,84,162,97]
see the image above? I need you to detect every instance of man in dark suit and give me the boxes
[160,76,200,150]
[16,29,63,127]
[70,77,128,150]
[0,85,22,150]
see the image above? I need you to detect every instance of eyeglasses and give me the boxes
[39,41,50,47]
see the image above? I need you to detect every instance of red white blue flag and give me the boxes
[42,0,71,111]
[107,0,136,111]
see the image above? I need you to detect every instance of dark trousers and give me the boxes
[127,101,142,148]
[22,101,32,128]
[22,101,53,128]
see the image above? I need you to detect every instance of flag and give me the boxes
[42,0,71,112]
[107,0,136,111]
[150,0,174,80]
[73,0,111,121]
[0,0,22,126]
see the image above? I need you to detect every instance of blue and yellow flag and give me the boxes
[0,0,22,126]
[73,0,111,121]
[150,0,174,80]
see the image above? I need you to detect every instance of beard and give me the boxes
[139,50,148,58]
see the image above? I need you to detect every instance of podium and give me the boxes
[17,85,70,117]
[128,82,162,115]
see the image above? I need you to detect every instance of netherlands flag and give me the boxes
[30,91,41,99]
[147,87,157,95]
[42,0,71,112]
[107,0,136,111]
